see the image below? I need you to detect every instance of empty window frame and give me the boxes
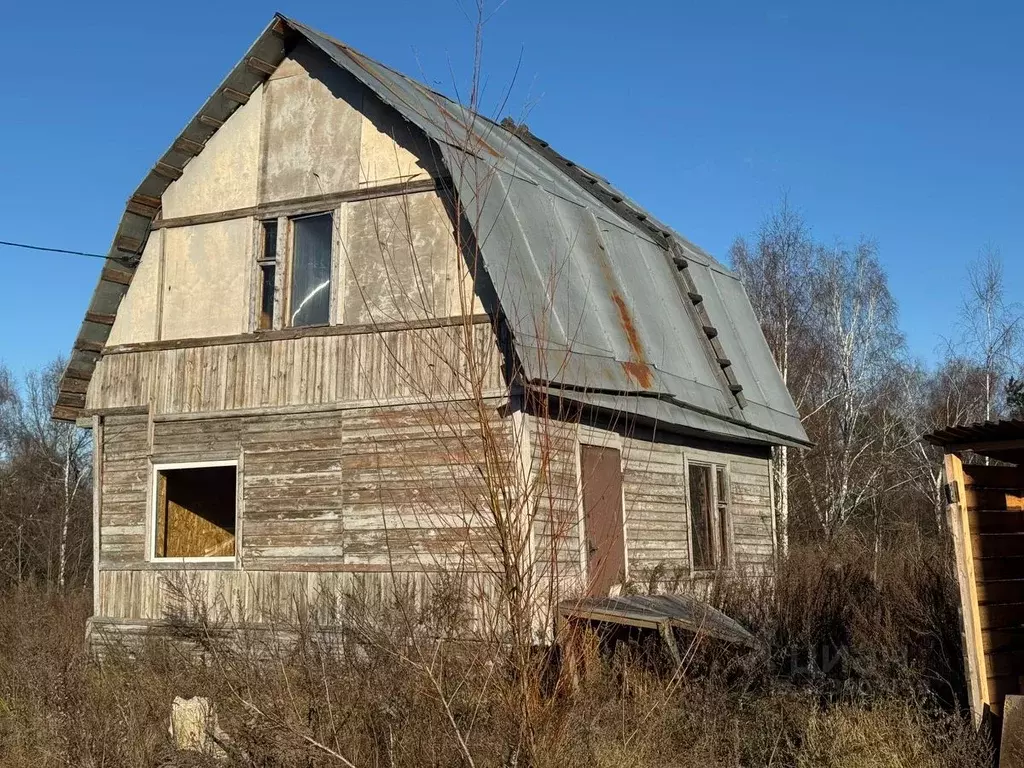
[688,463,730,570]
[289,212,333,327]
[152,462,238,561]
[256,220,278,330]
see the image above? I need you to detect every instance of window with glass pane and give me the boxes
[257,220,278,330]
[689,464,714,570]
[289,213,333,327]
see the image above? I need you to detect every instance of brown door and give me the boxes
[580,445,625,596]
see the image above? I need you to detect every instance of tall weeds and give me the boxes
[0,534,992,767]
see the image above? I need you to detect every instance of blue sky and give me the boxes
[1,1,1020,377]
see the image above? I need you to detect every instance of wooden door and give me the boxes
[580,445,625,596]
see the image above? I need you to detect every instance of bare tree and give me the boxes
[956,247,1022,422]
[899,357,989,531]
[731,197,815,555]
[796,241,906,534]
[0,359,92,590]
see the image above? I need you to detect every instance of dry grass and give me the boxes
[0,537,993,767]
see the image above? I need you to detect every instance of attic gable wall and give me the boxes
[260,41,441,202]
[101,42,462,352]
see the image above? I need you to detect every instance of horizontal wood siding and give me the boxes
[242,411,345,565]
[97,399,516,623]
[726,456,775,566]
[620,437,689,570]
[528,418,583,589]
[527,415,775,592]
[960,464,1024,710]
[622,438,772,574]
[87,322,503,414]
[99,413,150,568]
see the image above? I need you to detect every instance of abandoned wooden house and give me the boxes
[927,420,1024,726]
[53,14,809,647]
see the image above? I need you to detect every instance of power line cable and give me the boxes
[0,239,115,260]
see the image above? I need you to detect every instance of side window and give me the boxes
[153,462,237,560]
[289,212,333,327]
[688,463,730,570]
[257,220,278,330]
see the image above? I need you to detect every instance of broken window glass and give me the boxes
[154,464,237,559]
[290,213,333,327]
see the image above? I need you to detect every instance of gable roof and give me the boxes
[55,14,809,449]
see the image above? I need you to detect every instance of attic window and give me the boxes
[289,212,333,327]
[153,462,237,560]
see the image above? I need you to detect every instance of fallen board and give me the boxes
[559,593,758,647]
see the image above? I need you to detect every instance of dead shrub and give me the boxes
[0,542,994,768]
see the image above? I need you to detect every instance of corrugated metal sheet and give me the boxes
[560,594,758,647]
[55,14,809,448]
[924,420,1024,448]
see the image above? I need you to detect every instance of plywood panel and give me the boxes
[161,220,252,340]
[342,190,480,325]
[162,84,263,219]
[106,231,161,346]
[260,43,363,203]
[358,91,441,187]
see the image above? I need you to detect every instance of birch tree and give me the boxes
[956,248,1022,422]
[0,359,92,590]
[798,241,905,534]
[731,198,814,554]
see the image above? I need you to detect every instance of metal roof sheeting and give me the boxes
[924,420,1024,449]
[56,14,809,448]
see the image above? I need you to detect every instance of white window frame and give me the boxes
[148,459,240,564]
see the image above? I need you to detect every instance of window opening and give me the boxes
[154,464,237,559]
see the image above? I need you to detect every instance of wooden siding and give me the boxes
[528,418,584,588]
[97,399,515,623]
[956,462,1024,717]
[100,413,150,568]
[88,321,503,414]
[525,415,774,593]
[95,569,502,628]
[623,439,773,574]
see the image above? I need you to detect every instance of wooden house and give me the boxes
[926,420,1024,725]
[53,15,810,647]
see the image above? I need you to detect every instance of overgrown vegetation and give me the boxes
[0,534,992,767]
[0,9,1018,760]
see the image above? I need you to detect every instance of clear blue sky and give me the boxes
[2,1,1021,377]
